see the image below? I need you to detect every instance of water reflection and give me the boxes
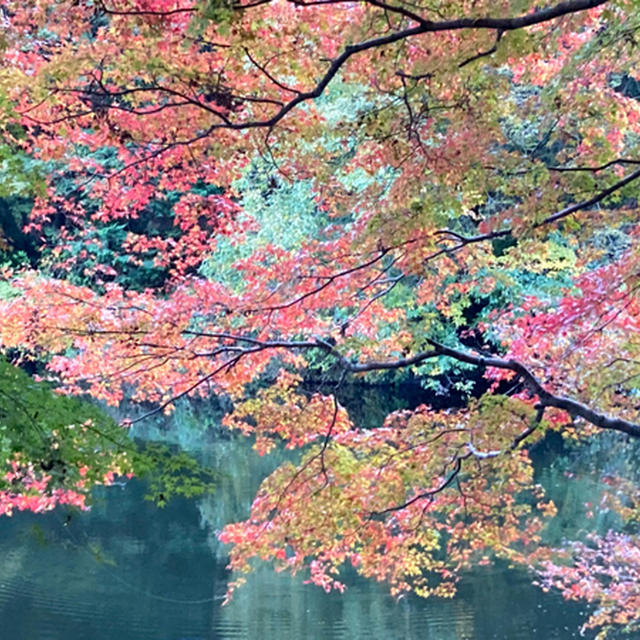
[0,427,593,639]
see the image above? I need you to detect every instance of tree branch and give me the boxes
[458,29,504,68]
[425,340,640,439]
[433,166,640,249]
[548,158,640,172]
[369,453,469,517]
[78,0,610,136]
[165,329,640,438]
[97,1,196,17]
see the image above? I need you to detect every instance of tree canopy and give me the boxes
[2,0,640,636]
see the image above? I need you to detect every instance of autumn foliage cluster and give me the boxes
[1,0,640,635]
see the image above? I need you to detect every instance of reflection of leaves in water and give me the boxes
[536,431,639,546]
[87,541,116,567]
[334,383,415,429]
[29,524,48,548]
[136,443,218,507]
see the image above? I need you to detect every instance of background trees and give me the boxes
[1,0,640,635]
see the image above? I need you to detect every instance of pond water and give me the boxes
[0,399,598,640]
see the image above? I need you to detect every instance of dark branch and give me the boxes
[97,1,196,16]
[548,158,640,172]
[434,166,640,249]
[369,453,469,517]
[458,29,504,68]
[244,48,302,95]
[77,0,610,137]
[542,167,640,227]
[511,404,546,449]
[425,340,640,439]
[153,329,640,438]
